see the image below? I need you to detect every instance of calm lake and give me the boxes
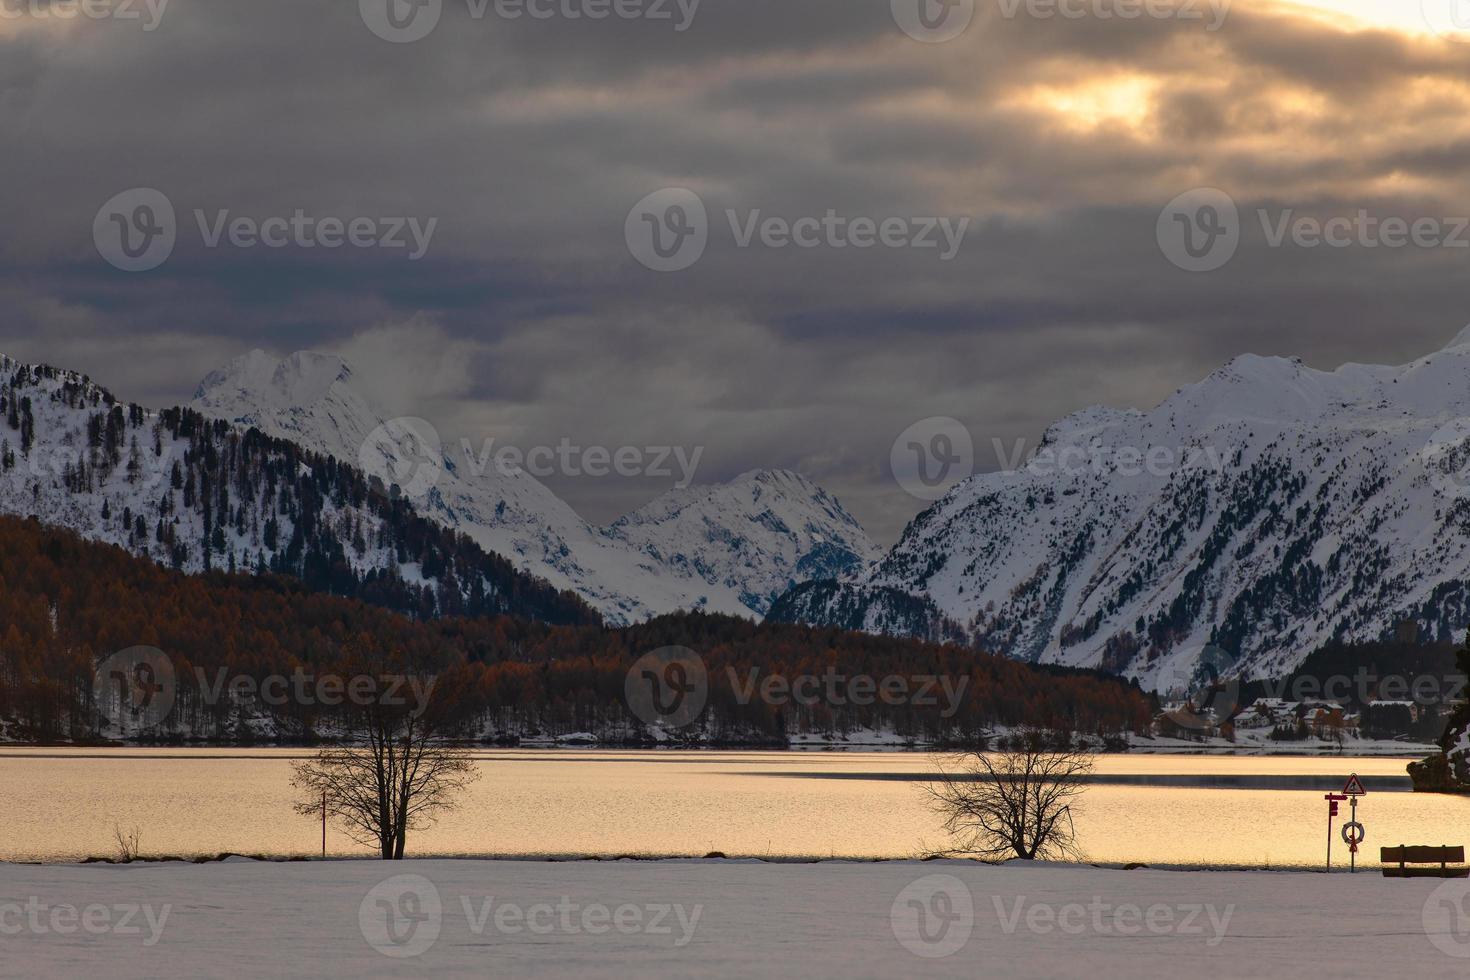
[1,749,1465,868]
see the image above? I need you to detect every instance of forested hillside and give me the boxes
[0,357,595,627]
[0,517,1153,744]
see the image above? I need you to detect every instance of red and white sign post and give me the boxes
[1324,793,1346,872]
[1341,773,1368,873]
[1324,775,1369,873]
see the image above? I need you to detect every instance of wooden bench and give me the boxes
[1381,846,1470,878]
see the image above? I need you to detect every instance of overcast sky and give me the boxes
[6,0,1470,543]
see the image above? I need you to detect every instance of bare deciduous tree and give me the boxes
[290,679,479,860]
[926,729,1094,862]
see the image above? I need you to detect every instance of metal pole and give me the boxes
[1350,797,1357,874]
[321,790,327,858]
[1326,806,1333,873]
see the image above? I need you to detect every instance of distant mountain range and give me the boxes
[192,350,880,625]
[15,333,1470,694]
[775,329,1470,686]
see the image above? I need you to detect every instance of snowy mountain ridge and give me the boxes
[193,350,880,625]
[773,329,1470,685]
[0,354,594,624]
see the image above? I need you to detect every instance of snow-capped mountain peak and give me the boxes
[610,467,881,613]
[195,349,352,409]
[189,350,877,624]
[1442,323,1470,351]
[774,332,1470,685]
[193,349,381,462]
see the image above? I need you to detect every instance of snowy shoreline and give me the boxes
[2,858,1468,978]
[0,721,1441,757]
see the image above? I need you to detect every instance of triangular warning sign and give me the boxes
[1343,773,1368,796]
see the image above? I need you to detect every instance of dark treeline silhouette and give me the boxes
[1410,632,1470,791]
[0,516,1153,744]
[1243,636,1462,743]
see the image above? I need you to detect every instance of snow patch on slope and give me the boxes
[785,327,1470,685]
[192,351,878,624]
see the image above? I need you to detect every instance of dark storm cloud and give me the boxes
[6,0,1470,541]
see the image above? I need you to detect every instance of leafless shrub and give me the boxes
[113,823,143,863]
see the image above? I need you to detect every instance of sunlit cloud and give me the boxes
[8,0,1470,541]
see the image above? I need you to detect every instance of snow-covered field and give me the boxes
[3,858,1469,978]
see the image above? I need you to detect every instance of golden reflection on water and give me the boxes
[0,750,1463,867]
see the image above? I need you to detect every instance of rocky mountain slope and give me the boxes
[193,350,879,624]
[773,329,1470,686]
[0,355,595,625]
